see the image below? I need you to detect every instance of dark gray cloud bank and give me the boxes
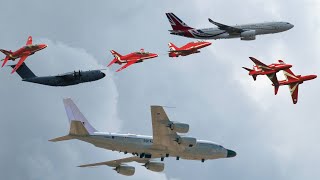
[0,0,319,179]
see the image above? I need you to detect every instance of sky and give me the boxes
[0,0,319,179]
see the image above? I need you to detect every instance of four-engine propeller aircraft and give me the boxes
[168,41,212,57]
[274,61,317,104]
[10,63,105,86]
[50,98,236,176]
[0,36,47,74]
[107,49,158,72]
[166,12,294,40]
[242,57,292,94]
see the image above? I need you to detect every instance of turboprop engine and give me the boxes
[168,122,189,133]
[240,30,256,40]
[175,136,197,147]
[144,162,165,172]
[114,165,135,176]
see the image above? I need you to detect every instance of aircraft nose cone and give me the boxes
[287,23,294,30]
[101,72,106,78]
[40,44,48,49]
[226,149,237,158]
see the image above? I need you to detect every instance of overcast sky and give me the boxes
[0,0,319,179]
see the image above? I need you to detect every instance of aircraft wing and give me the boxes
[208,18,244,35]
[288,83,299,104]
[11,54,30,74]
[26,36,32,45]
[151,106,179,149]
[249,57,271,70]
[78,156,155,168]
[116,59,139,72]
[266,73,279,85]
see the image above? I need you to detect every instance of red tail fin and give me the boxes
[0,49,12,67]
[108,50,123,67]
[168,42,179,51]
[166,13,193,31]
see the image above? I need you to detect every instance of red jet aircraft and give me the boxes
[107,49,158,72]
[168,41,211,57]
[274,60,317,104]
[0,36,47,74]
[243,57,292,94]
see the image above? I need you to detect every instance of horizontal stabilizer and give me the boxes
[242,67,252,72]
[49,135,73,142]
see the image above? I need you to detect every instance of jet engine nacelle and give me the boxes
[114,165,135,176]
[240,30,256,40]
[144,162,165,172]
[168,122,189,133]
[176,136,197,147]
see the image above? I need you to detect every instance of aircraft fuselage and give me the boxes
[73,132,235,161]
[23,70,105,86]
[173,22,294,40]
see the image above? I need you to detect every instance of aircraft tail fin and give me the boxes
[0,49,12,67]
[168,42,179,51]
[49,98,97,142]
[63,98,97,134]
[0,49,12,56]
[108,50,123,67]
[9,62,36,79]
[166,13,193,31]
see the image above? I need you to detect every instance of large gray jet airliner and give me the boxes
[50,98,236,176]
[10,63,106,86]
[166,12,294,40]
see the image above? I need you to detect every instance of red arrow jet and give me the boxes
[107,49,158,72]
[243,57,292,95]
[0,36,47,74]
[168,41,211,57]
[274,60,317,104]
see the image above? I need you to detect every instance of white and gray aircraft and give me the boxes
[50,98,237,176]
[166,12,294,40]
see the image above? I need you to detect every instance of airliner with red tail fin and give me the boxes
[0,36,47,74]
[274,60,317,104]
[242,57,292,95]
[168,41,211,58]
[108,49,158,72]
[166,12,293,40]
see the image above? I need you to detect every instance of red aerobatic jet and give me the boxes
[0,36,47,74]
[243,57,292,94]
[107,49,158,72]
[168,41,211,57]
[274,60,317,104]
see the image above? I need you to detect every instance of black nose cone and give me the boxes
[101,72,106,78]
[227,149,237,158]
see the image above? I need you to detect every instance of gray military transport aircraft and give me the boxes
[10,63,106,86]
[50,98,236,176]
